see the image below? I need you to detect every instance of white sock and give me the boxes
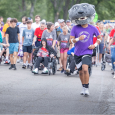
[23,63,26,65]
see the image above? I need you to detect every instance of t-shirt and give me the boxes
[34,27,46,41]
[2,23,9,37]
[19,23,27,43]
[57,27,63,33]
[6,26,20,43]
[70,24,100,56]
[0,27,3,32]
[93,26,100,44]
[32,22,40,30]
[58,33,70,49]
[22,28,34,46]
[41,30,56,46]
[109,29,115,45]
[37,47,49,57]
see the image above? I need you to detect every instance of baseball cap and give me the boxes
[59,19,65,23]
[66,20,71,23]
[17,22,21,26]
[55,22,59,27]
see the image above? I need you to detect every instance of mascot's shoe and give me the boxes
[32,68,38,74]
[42,67,48,74]
[80,87,85,95]
[84,88,90,96]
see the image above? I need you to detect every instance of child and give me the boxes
[22,20,34,69]
[6,18,20,70]
[57,26,70,74]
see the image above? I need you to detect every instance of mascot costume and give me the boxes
[69,3,102,96]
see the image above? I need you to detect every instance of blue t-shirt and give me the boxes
[22,28,34,46]
[57,27,63,33]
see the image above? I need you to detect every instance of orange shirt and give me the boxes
[2,23,9,37]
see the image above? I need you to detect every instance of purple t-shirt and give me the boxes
[70,24,100,56]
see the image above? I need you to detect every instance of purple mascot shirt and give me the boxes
[70,24,100,56]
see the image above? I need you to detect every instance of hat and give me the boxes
[55,22,59,27]
[66,20,71,23]
[17,22,21,26]
[59,19,65,23]
[7,17,11,21]
[41,19,46,25]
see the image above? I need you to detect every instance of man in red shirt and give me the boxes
[33,20,46,47]
[109,27,115,45]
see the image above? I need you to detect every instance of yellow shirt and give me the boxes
[2,23,9,37]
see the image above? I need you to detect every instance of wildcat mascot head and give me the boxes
[69,3,96,25]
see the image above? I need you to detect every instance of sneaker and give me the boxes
[9,64,14,70]
[84,88,90,96]
[4,59,10,64]
[61,68,64,73]
[57,67,63,71]
[22,65,26,69]
[80,87,85,95]
[32,68,38,74]
[113,75,115,79]
[111,70,114,75]
[13,65,17,70]
[42,67,48,74]
[17,59,20,63]
[27,65,30,69]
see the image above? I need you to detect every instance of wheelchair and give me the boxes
[31,55,57,75]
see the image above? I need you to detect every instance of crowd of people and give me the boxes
[0,15,115,84]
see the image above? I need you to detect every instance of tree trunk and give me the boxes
[30,0,37,18]
[22,0,26,11]
[63,0,71,21]
[54,12,59,22]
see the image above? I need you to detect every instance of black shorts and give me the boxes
[23,45,32,53]
[74,54,92,71]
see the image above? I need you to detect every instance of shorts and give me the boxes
[9,43,19,54]
[99,43,104,54]
[60,48,69,53]
[74,54,92,71]
[23,45,32,53]
[35,41,41,47]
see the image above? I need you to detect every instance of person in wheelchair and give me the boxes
[32,38,57,74]
[65,46,76,75]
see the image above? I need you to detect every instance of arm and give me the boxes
[109,38,115,46]
[67,47,74,55]
[18,33,20,44]
[52,30,57,48]
[6,34,9,46]
[69,35,85,44]
[88,35,102,49]
[32,35,37,46]
[22,36,24,45]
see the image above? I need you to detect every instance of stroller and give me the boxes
[31,46,57,75]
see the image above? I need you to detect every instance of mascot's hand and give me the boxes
[88,45,95,50]
[79,35,86,41]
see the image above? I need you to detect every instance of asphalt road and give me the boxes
[0,63,115,114]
